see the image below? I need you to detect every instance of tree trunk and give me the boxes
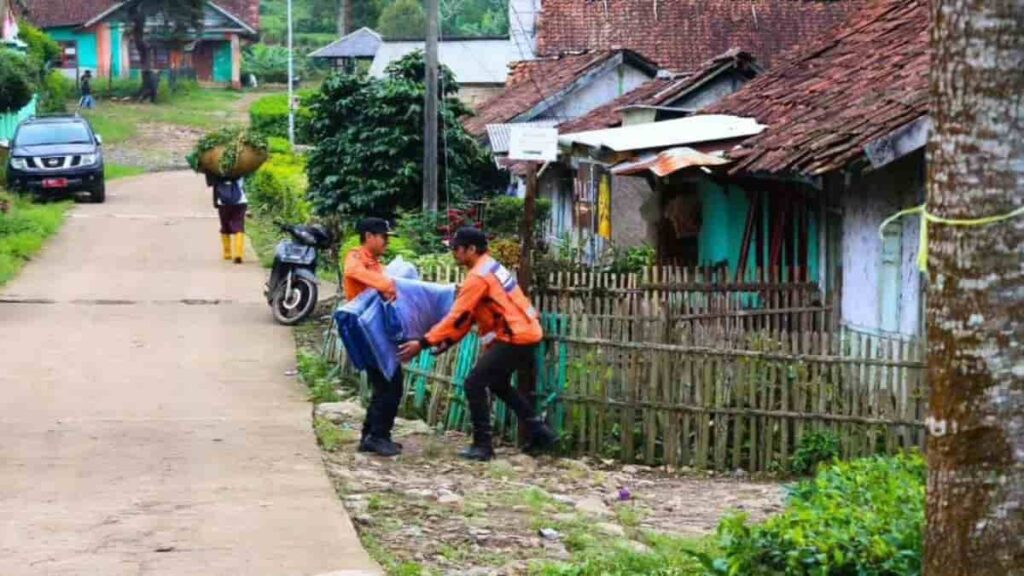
[337,0,352,35]
[926,0,1024,573]
[131,10,158,103]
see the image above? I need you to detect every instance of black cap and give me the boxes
[451,226,488,252]
[356,217,392,237]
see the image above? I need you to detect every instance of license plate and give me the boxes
[42,178,68,189]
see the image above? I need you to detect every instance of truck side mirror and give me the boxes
[95,135,103,146]
[0,139,9,149]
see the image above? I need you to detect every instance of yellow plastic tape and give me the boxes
[879,203,1024,272]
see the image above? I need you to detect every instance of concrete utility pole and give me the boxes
[287,0,295,147]
[423,0,439,213]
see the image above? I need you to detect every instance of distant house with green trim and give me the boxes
[17,0,259,87]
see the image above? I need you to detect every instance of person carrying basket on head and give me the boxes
[207,173,248,264]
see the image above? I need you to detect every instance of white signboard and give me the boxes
[508,126,558,162]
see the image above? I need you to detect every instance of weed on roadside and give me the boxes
[314,417,346,451]
[0,197,69,287]
[298,350,341,403]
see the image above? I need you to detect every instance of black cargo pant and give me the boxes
[464,342,538,445]
[362,366,404,440]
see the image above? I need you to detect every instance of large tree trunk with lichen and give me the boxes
[925,0,1024,573]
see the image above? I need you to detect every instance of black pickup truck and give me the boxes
[3,115,106,203]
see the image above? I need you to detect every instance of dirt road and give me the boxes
[0,172,379,575]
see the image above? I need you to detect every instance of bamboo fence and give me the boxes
[324,266,926,472]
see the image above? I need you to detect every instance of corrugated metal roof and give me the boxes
[486,120,561,153]
[369,39,520,84]
[560,115,764,152]
[309,28,382,59]
[611,147,731,177]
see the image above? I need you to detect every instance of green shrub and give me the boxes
[18,23,60,69]
[39,70,74,113]
[249,92,314,141]
[704,453,925,575]
[242,43,307,84]
[607,244,655,273]
[0,50,35,113]
[267,136,293,155]
[485,195,552,237]
[246,151,311,224]
[394,209,445,255]
[789,430,841,475]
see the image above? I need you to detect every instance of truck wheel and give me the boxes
[90,182,106,204]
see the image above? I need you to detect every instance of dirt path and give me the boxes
[313,395,785,575]
[0,172,379,575]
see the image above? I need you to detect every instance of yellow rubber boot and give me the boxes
[232,233,245,264]
[221,234,232,260]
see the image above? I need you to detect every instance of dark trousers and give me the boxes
[218,203,247,234]
[363,366,403,440]
[465,343,538,444]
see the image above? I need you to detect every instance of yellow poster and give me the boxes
[598,175,612,239]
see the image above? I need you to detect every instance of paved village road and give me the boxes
[0,172,380,576]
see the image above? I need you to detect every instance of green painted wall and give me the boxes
[110,25,123,77]
[213,41,233,83]
[697,180,820,283]
[48,27,98,72]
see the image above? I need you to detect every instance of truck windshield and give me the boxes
[16,123,92,146]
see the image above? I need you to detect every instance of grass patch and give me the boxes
[533,531,712,576]
[83,87,245,138]
[614,504,647,528]
[314,417,345,451]
[298,349,341,403]
[105,163,146,181]
[360,532,425,576]
[246,212,282,268]
[0,196,70,287]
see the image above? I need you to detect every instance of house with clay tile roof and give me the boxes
[467,1,864,264]
[17,0,259,87]
[558,0,928,337]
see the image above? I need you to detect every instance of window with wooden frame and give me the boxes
[58,42,78,68]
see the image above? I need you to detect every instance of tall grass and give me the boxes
[0,195,70,286]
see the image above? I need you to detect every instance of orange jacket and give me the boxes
[424,255,542,348]
[343,247,395,301]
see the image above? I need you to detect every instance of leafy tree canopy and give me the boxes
[377,0,426,39]
[305,51,501,220]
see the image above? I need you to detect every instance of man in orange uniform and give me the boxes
[344,218,401,457]
[399,227,556,461]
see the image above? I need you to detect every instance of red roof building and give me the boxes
[535,0,865,71]
[707,0,929,175]
[464,49,659,137]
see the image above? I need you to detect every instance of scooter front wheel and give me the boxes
[271,275,318,325]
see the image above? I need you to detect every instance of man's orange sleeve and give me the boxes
[424,275,488,347]
[343,252,395,293]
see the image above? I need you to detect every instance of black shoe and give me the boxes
[523,418,558,455]
[361,435,402,457]
[459,444,495,462]
[360,433,402,452]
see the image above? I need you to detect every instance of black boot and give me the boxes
[523,417,557,455]
[361,435,402,457]
[459,444,495,462]
[460,426,494,461]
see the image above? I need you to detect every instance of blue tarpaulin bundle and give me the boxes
[334,259,456,379]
